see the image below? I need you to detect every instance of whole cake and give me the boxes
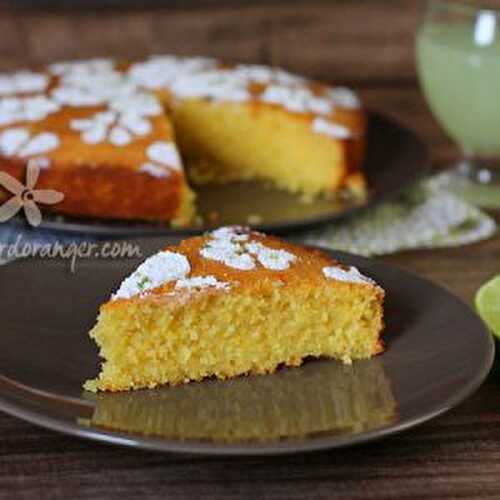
[84,227,385,392]
[0,56,366,225]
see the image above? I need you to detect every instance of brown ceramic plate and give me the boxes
[0,241,494,455]
[10,112,429,236]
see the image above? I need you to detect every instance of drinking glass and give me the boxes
[417,0,500,206]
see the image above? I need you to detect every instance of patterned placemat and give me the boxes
[299,173,497,256]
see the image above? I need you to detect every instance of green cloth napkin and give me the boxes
[299,173,497,256]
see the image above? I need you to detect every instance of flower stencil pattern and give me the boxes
[70,94,162,146]
[0,71,49,96]
[0,127,60,157]
[0,160,64,226]
[139,141,182,177]
[0,95,61,127]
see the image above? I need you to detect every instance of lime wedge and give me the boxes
[475,275,500,340]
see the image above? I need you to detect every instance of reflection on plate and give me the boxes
[82,359,396,442]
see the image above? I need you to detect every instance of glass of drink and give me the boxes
[417,0,500,205]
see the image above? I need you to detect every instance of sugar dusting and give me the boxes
[0,95,61,127]
[246,241,296,271]
[69,93,162,146]
[146,141,182,171]
[139,141,183,177]
[260,85,333,115]
[312,117,352,139]
[18,132,60,157]
[113,251,191,300]
[139,162,171,178]
[322,265,376,285]
[0,127,60,157]
[0,71,49,96]
[200,226,297,271]
[128,55,216,90]
[327,87,361,109]
[170,70,251,103]
[175,275,230,291]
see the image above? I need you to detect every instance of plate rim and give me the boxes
[0,249,494,456]
[7,111,431,237]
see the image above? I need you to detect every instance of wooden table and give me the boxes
[0,1,499,498]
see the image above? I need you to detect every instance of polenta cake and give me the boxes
[84,227,385,392]
[0,56,367,225]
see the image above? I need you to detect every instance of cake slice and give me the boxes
[84,227,384,392]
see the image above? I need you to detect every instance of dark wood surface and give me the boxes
[0,1,499,498]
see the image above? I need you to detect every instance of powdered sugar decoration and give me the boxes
[69,90,162,146]
[166,60,360,118]
[50,58,139,108]
[327,87,361,109]
[71,111,116,145]
[322,265,375,285]
[51,63,165,147]
[260,85,333,115]
[170,65,327,108]
[147,141,182,168]
[110,92,162,118]
[70,96,161,147]
[170,63,310,105]
[175,275,230,291]
[0,127,60,158]
[228,65,305,87]
[0,95,61,126]
[246,241,296,271]
[51,86,106,108]
[128,55,217,90]
[139,163,171,178]
[200,226,297,271]
[32,156,51,170]
[113,251,191,300]
[171,70,251,103]
[51,80,131,108]
[312,117,352,140]
[51,78,138,108]
[200,226,255,270]
[140,141,183,177]
[0,71,49,96]
[139,162,170,178]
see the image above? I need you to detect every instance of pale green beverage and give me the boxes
[417,18,500,156]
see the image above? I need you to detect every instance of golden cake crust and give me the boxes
[1,158,191,223]
[109,232,381,308]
